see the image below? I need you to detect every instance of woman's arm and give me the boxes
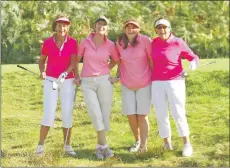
[39,55,47,79]
[73,55,83,85]
[66,54,77,73]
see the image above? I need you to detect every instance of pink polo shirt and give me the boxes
[78,33,120,77]
[41,35,78,78]
[151,34,199,81]
[116,34,152,89]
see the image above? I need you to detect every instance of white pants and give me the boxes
[121,84,151,115]
[151,80,190,138]
[81,74,113,131]
[41,76,75,128]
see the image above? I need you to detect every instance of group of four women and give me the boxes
[35,14,199,159]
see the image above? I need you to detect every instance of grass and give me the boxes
[1,58,229,167]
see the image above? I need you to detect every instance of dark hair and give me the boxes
[118,19,139,49]
[52,13,70,32]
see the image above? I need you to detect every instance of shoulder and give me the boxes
[79,38,88,45]
[42,36,53,46]
[173,36,186,46]
[107,39,116,45]
[106,39,116,48]
[68,36,78,43]
[43,36,53,43]
[152,37,160,44]
[140,34,151,41]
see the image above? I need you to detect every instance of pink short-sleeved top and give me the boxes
[151,34,199,81]
[116,34,152,89]
[78,33,120,77]
[41,35,78,79]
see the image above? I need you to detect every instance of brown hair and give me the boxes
[118,19,139,49]
[52,13,70,32]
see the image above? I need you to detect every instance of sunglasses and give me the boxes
[156,25,168,29]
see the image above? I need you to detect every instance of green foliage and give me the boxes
[1,1,229,63]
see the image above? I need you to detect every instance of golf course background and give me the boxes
[1,1,229,167]
[1,59,229,167]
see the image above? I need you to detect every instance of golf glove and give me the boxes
[189,58,198,71]
[57,72,68,84]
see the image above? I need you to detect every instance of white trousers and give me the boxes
[41,76,75,128]
[81,74,113,131]
[151,80,190,138]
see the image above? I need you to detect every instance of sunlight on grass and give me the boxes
[1,60,229,167]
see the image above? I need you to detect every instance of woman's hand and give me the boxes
[40,71,46,80]
[108,76,120,85]
[74,76,81,86]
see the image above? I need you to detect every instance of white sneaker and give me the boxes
[64,145,77,156]
[130,141,140,153]
[103,147,114,158]
[182,143,193,157]
[96,148,104,159]
[163,143,174,151]
[36,145,44,156]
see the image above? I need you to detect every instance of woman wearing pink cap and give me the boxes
[36,14,77,156]
[112,19,153,153]
[151,17,199,157]
[74,16,120,159]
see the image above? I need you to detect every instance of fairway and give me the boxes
[1,59,229,167]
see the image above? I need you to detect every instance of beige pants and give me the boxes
[41,76,75,128]
[81,74,113,131]
[121,84,151,115]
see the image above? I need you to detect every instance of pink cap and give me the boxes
[55,17,71,24]
[124,20,140,28]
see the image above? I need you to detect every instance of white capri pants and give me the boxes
[121,84,151,115]
[81,74,113,131]
[151,80,190,138]
[41,76,75,128]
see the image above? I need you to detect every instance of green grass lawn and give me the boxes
[1,59,229,167]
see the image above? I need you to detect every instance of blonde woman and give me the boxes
[74,16,120,159]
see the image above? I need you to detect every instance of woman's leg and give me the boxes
[137,115,149,149]
[37,77,58,155]
[151,81,172,148]
[136,84,151,151]
[121,85,139,143]
[97,130,106,145]
[63,128,72,146]
[96,74,114,158]
[127,115,140,142]
[166,80,190,139]
[59,78,76,156]
[166,80,192,156]
[38,126,50,145]
[82,76,112,158]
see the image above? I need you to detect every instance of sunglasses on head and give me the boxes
[156,25,168,29]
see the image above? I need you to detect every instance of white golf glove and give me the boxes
[57,72,68,84]
[189,58,199,71]
[52,81,58,90]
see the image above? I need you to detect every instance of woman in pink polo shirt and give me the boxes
[114,19,153,153]
[151,17,199,157]
[36,14,77,157]
[74,16,120,159]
